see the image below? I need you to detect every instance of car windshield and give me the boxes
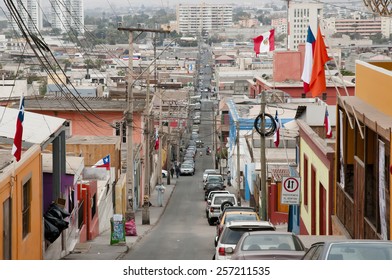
[181,164,192,168]
[221,227,273,245]
[208,178,222,183]
[213,196,235,204]
[327,243,392,260]
[241,234,299,251]
[224,214,258,223]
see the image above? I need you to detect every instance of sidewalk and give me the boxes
[61,178,177,260]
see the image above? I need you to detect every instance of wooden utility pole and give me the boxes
[236,121,241,204]
[125,30,135,221]
[158,89,163,185]
[118,26,170,221]
[260,91,267,220]
[142,68,151,225]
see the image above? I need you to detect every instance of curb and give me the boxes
[117,182,177,259]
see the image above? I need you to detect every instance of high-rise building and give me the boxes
[288,2,323,50]
[10,0,43,34]
[50,0,84,34]
[176,3,233,37]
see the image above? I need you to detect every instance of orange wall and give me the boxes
[356,62,392,118]
[0,146,43,259]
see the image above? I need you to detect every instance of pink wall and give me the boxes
[273,51,303,82]
[30,110,143,144]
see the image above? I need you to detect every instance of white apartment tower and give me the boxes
[288,2,323,50]
[50,0,84,34]
[176,3,233,36]
[10,0,43,33]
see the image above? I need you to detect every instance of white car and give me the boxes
[180,163,195,175]
[162,170,168,178]
[207,193,239,225]
[214,221,276,260]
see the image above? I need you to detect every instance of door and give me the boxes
[2,197,11,260]
[354,156,365,239]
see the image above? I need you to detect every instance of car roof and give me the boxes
[225,220,275,229]
[204,169,219,173]
[243,231,294,237]
[221,206,256,214]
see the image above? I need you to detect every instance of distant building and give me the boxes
[49,0,84,34]
[324,15,391,38]
[9,0,43,33]
[176,3,233,36]
[288,2,324,50]
[271,17,287,35]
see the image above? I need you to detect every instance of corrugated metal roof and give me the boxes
[0,105,65,144]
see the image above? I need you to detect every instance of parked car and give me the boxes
[301,240,392,260]
[203,169,220,182]
[180,163,195,175]
[162,169,168,178]
[205,190,230,218]
[215,210,260,245]
[214,221,276,260]
[229,231,307,260]
[204,174,224,189]
[204,176,226,200]
[207,193,239,225]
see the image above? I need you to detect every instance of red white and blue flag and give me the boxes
[154,128,159,150]
[301,26,316,93]
[93,155,110,170]
[253,29,275,55]
[325,108,332,138]
[274,110,280,148]
[12,95,25,162]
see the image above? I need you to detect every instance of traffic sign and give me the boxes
[281,177,300,205]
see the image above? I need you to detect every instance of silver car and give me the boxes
[180,163,195,175]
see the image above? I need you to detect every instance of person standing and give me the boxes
[227,170,231,187]
[170,165,174,178]
[175,164,180,178]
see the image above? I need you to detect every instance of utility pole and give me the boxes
[158,89,163,185]
[118,26,170,221]
[260,91,267,220]
[236,121,241,204]
[142,68,151,225]
[213,103,218,169]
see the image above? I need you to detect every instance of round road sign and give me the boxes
[283,177,299,193]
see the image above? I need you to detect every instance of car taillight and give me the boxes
[218,247,225,256]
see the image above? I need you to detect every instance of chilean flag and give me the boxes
[273,110,280,148]
[93,155,110,170]
[301,26,316,93]
[154,128,159,150]
[12,95,25,162]
[324,108,332,138]
[253,29,275,55]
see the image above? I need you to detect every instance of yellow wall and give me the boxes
[0,146,43,259]
[356,62,392,118]
[300,139,331,235]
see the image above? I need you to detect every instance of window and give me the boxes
[22,179,32,238]
[303,155,308,206]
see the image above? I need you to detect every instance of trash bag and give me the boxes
[44,211,69,231]
[125,219,137,236]
[44,218,60,243]
[48,203,70,218]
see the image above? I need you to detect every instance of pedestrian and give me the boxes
[175,164,180,178]
[227,170,231,187]
[170,166,174,178]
